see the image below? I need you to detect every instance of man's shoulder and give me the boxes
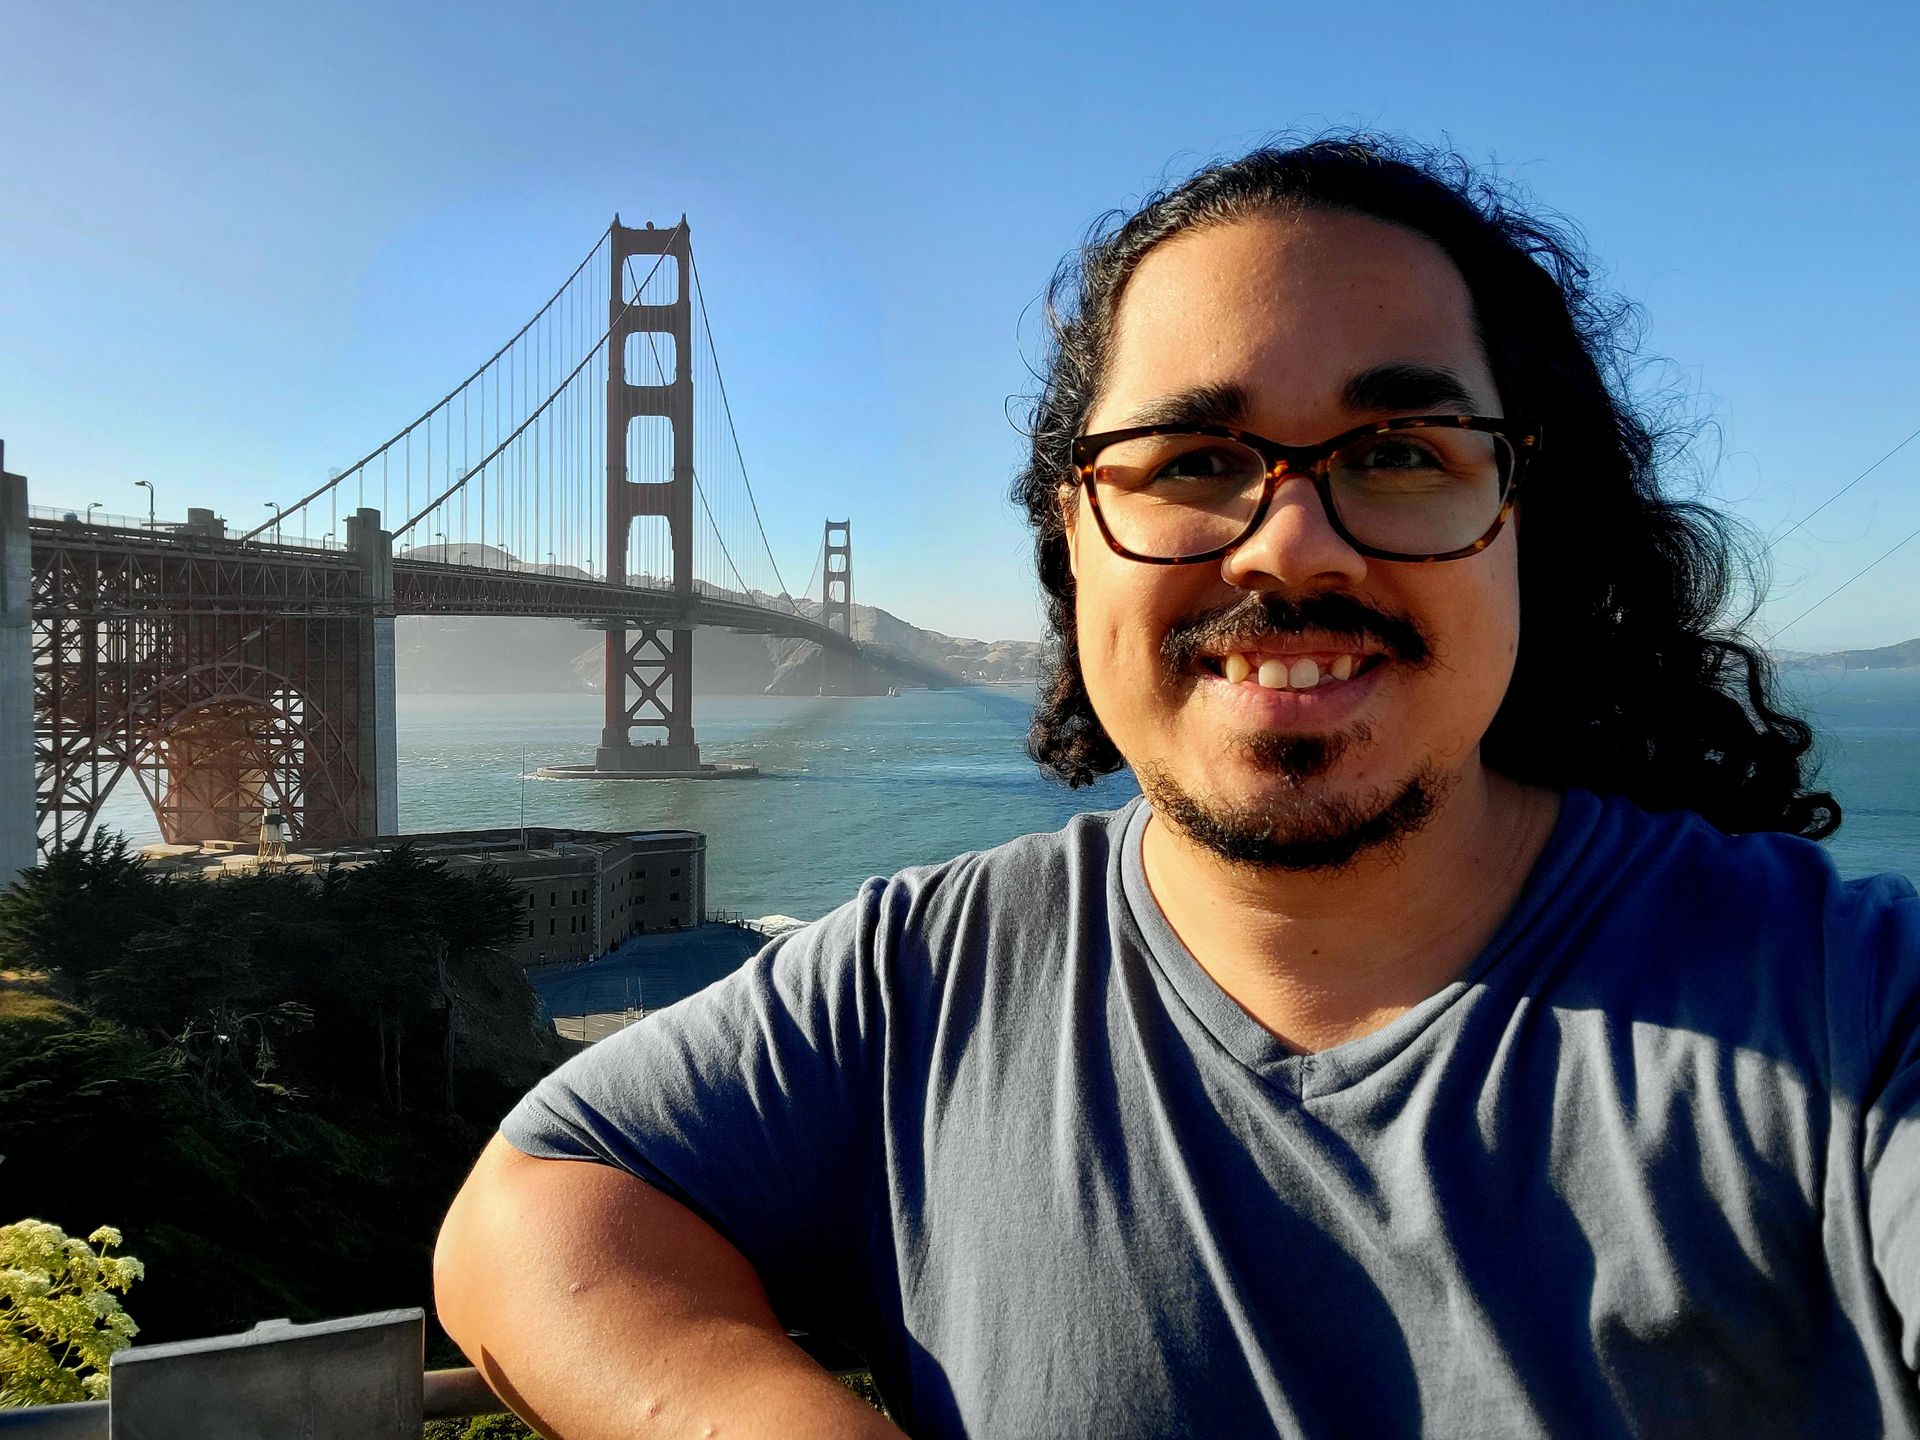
[1573,787,1914,915]
[835,798,1139,935]
[770,799,1140,998]
[1552,790,1920,1044]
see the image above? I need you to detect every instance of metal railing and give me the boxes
[0,1313,505,1438]
[0,1311,861,1436]
[0,1366,504,1437]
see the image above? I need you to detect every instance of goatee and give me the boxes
[1138,748,1449,872]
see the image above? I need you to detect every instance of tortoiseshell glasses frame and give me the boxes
[1069,414,1542,565]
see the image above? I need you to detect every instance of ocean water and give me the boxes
[89,670,1920,917]
[1782,667,1920,883]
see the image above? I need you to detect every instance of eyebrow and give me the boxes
[1340,362,1481,416]
[1116,381,1252,430]
[1111,363,1485,437]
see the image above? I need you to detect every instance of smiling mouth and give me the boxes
[1195,650,1389,692]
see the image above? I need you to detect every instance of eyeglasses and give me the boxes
[1070,415,1540,565]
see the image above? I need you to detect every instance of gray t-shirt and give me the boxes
[502,790,1920,1437]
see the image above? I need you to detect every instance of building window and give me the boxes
[671,867,680,877]
[548,919,556,936]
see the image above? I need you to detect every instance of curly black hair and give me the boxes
[1012,134,1838,839]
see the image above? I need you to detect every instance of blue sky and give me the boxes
[3,0,1916,650]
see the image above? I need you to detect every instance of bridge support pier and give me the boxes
[1,456,34,888]
[348,508,398,834]
[596,624,699,772]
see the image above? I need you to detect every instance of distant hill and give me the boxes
[394,599,1043,696]
[1777,638,1920,672]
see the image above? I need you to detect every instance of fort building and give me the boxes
[138,826,706,968]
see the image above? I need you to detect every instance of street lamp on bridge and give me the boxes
[264,501,283,544]
[134,479,155,530]
[434,530,448,560]
[85,501,102,527]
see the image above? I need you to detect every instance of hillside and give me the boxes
[1777,638,1920,671]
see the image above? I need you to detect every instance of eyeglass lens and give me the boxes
[1089,425,1513,559]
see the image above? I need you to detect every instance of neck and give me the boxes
[1138,764,1560,1053]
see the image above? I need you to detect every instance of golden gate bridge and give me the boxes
[0,218,947,882]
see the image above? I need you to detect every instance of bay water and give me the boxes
[91,670,1920,919]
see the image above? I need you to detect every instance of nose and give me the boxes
[1218,471,1368,592]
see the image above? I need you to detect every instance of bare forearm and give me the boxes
[435,1136,903,1439]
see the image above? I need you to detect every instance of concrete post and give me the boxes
[107,1309,424,1439]
[0,455,35,889]
[347,508,398,835]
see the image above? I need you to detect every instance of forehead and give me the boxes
[1091,208,1498,434]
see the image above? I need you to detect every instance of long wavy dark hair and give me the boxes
[1013,135,1839,839]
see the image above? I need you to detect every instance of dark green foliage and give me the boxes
[0,831,167,1007]
[0,834,576,1350]
[423,1416,540,1439]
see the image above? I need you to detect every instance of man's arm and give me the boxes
[435,1134,904,1440]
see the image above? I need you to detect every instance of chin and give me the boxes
[1138,756,1452,873]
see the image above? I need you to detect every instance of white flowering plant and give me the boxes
[0,1219,144,1406]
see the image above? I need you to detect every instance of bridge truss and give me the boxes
[4,217,908,864]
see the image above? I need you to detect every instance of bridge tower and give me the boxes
[1,449,33,886]
[819,519,856,696]
[594,219,705,775]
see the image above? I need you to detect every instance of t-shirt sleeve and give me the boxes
[499,880,889,1325]
[1858,872,1920,1371]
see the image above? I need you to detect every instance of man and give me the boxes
[435,138,1920,1437]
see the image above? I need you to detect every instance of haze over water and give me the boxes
[91,671,1920,919]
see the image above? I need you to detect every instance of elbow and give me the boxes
[434,1133,517,1362]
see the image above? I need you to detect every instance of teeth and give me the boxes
[1226,653,1367,690]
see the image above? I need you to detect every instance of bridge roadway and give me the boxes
[389,553,962,689]
[3,504,956,883]
[24,513,919,664]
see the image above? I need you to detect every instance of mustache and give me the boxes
[1159,592,1431,675]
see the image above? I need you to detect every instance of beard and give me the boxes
[1136,722,1450,872]
[1131,589,1448,871]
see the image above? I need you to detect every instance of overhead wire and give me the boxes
[1764,423,1920,641]
[1768,426,1920,551]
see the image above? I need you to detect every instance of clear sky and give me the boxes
[3,0,1916,650]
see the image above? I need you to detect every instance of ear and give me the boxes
[1059,484,1081,580]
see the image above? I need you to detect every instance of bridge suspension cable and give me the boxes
[241,224,617,545]
[390,240,679,537]
[690,253,806,614]
[247,215,840,636]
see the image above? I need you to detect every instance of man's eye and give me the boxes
[1346,438,1445,471]
[1147,447,1245,483]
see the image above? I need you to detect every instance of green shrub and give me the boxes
[0,1219,143,1405]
